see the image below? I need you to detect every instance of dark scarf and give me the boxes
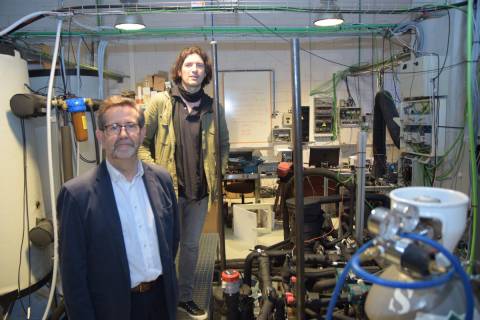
[177,84,204,103]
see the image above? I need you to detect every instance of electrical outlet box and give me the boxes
[283,113,292,126]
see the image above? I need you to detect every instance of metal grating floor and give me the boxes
[177,233,219,320]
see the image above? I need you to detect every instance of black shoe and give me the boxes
[178,301,207,319]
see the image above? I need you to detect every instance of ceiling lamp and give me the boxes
[114,0,145,31]
[313,0,344,27]
[114,14,145,31]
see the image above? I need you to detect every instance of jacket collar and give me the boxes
[105,159,144,184]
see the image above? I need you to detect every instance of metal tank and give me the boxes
[365,187,475,319]
[0,50,52,297]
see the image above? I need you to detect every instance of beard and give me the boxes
[112,137,138,159]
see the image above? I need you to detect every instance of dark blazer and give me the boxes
[57,161,179,320]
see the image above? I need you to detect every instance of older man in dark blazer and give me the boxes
[57,95,179,320]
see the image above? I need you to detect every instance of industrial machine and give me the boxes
[213,185,477,320]
[364,187,474,319]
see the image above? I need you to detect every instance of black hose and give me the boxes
[88,105,100,164]
[292,253,326,264]
[221,258,254,271]
[243,251,260,287]
[372,90,400,178]
[255,254,277,320]
[258,255,272,297]
[225,292,240,320]
[291,267,337,278]
[310,278,337,292]
[239,285,255,320]
[332,312,356,320]
[324,231,351,249]
[282,167,356,236]
[305,307,319,318]
[257,299,275,320]
[274,298,286,320]
[265,238,293,251]
[241,249,289,285]
[263,250,291,257]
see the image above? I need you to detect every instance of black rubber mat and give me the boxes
[177,233,219,319]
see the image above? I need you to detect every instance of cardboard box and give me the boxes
[152,75,166,91]
[142,75,154,88]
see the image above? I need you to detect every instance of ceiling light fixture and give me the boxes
[313,0,344,27]
[114,14,146,31]
[114,0,145,31]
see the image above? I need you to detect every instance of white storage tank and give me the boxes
[0,49,52,296]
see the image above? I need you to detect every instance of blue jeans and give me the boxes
[177,196,209,302]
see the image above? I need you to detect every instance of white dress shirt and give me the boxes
[106,160,162,288]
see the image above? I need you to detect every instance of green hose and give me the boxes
[332,73,338,141]
[466,0,478,274]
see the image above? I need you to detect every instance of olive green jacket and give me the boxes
[138,90,230,207]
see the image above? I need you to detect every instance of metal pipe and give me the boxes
[291,38,305,320]
[355,121,368,244]
[211,40,226,271]
[60,126,74,181]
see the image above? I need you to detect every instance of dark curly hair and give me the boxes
[170,46,212,88]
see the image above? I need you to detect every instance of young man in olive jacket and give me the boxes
[138,46,229,319]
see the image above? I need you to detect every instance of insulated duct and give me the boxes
[372,90,400,178]
[10,93,47,118]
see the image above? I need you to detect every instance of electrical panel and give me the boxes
[339,98,361,127]
[312,97,334,136]
[397,56,448,98]
[399,97,447,158]
[272,128,291,143]
[301,106,310,142]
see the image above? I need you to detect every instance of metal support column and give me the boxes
[291,38,305,320]
[211,40,226,270]
[355,121,368,244]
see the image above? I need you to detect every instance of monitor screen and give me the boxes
[229,150,253,161]
[309,146,340,168]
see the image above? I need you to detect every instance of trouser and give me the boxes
[177,196,209,302]
[130,276,167,320]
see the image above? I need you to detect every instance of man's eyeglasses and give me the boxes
[103,122,140,136]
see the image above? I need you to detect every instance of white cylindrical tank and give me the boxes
[390,186,469,252]
[0,50,52,296]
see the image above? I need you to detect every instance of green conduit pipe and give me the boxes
[466,0,478,274]
[12,24,398,38]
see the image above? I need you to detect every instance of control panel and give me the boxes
[399,97,446,158]
[312,97,334,136]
